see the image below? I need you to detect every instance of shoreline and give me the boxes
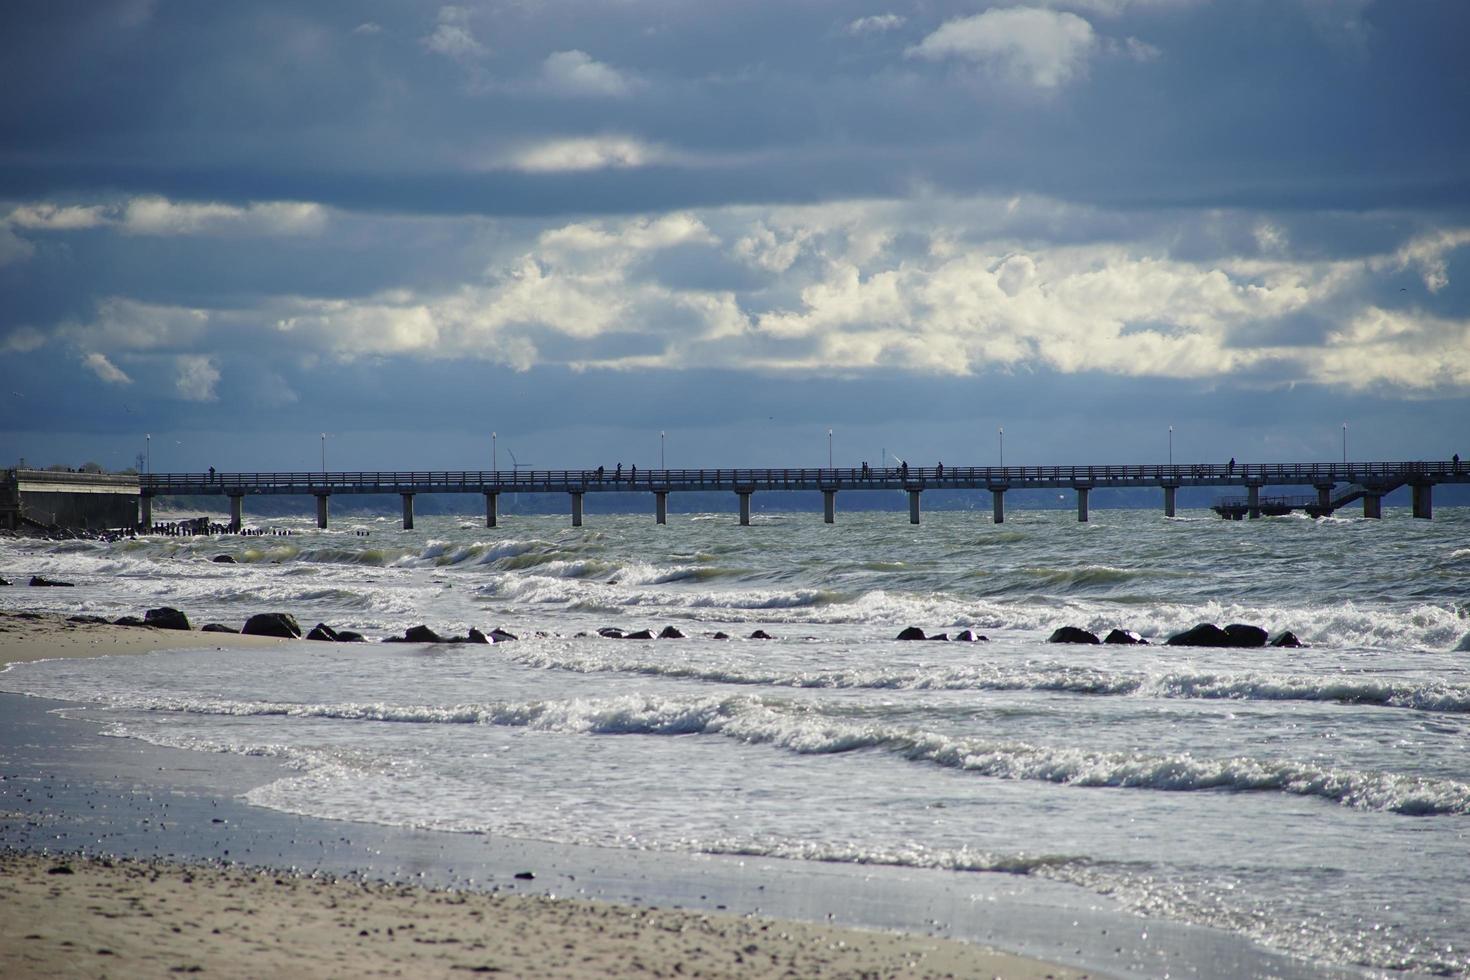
[0,613,1369,979]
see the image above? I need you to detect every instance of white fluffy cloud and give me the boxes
[847,14,906,35]
[421,5,485,60]
[909,7,1098,89]
[121,197,327,236]
[8,203,109,230]
[81,352,132,385]
[174,355,221,401]
[540,50,639,98]
[508,136,662,173]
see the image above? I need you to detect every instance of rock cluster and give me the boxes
[895,626,987,641]
[1045,622,1304,648]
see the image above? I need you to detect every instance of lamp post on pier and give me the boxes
[828,428,833,469]
[320,432,327,473]
[998,426,1004,469]
[661,431,666,470]
[1342,422,1347,464]
[492,432,497,472]
[1168,425,1173,466]
[145,433,150,475]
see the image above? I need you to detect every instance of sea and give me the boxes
[3,504,1468,977]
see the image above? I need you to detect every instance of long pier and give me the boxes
[133,460,1467,530]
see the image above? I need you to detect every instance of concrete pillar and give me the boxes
[1247,484,1261,519]
[1363,493,1382,519]
[908,490,921,525]
[1412,484,1433,520]
[485,492,498,528]
[737,491,752,526]
[1315,484,1332,510]
[401,493,415,530]
[140,495,153,530]
[992,489,1005,524]
[823,489,836,524]
[228,494,243,533]
[655,491,668,525]
[1163,485,1177,518]
[1076,486,1090,523]
[571,491,584,527]
[315,493,329,529]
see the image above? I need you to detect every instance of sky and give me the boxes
[2,0,1468,474]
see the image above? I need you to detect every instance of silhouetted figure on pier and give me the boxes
[936,461,943,479]
[597,465,604,480]
[1228,457,1236,475]
[616,463,622,480]
[1454,453,1461,473]
[208,466,215,482]
[631,464,637,483]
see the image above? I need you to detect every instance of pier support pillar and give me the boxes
[1163,485,1177,519]
[1412,484,1433,520]
[908,490,921,525]
[823,490,836,524]
[992,489,1005,525]
[228,493,243,533]
[140,494,153,530]
[315,493,329,529]
[655,491,668,525]
[1315,484,1332,510]
[401,493,415,530]
[1247,484,1261,519]
[1076,486,1090,523]
[737,491,752,526]
[571,492,584,527]
[1363,493,1382,519]
[485,492,498,528]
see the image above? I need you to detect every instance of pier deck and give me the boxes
[119,460,1467,530]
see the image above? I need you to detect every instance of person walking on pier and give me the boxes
[1228,457,1236,476]
[936,461,943,479]
[616,463,622,480]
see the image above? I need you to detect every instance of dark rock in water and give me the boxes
[212,555,238,564]
[597,627,625,639]
[1223,623,1269,648]
[1270,630,1304,648]
[114,616,147,627]
[242,612,302,639]
[658,626,686,639]
[68,614,110,625]
[489,628,518,642]
[201,623,239,634]
[710,631,730,640]
[1104,629,1147,645]
[0,577,11,586]
[896,626,927,641]
[624,629,655,640]
[144,607,191,631]
[403,624,444,643]
[1165,623,1232,647]
[928,633,950,641]
[953,630,987,642]
[513,871,535,881]
[306,623,340,642]
[1048,626,1101,645]
[336,630,366,643]
[467,627,490,644]
[30,576,75,587]
[748,629,775,640]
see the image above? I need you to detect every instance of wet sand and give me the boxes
[0,611,1099,979]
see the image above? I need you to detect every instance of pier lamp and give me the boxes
[492,432,497,472]
[828,428,833,469]
[998,426,1004,469]
[1169,425,1173,466]
[145,433,150,474]
[661,431,666,470]
[321,432,327,472]
[1342,422,1347,464]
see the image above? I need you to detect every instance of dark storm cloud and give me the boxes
[3,1,1467,216]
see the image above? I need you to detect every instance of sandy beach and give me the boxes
[1,611,1096,979]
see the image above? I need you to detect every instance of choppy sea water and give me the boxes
[3,505,1469,976]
